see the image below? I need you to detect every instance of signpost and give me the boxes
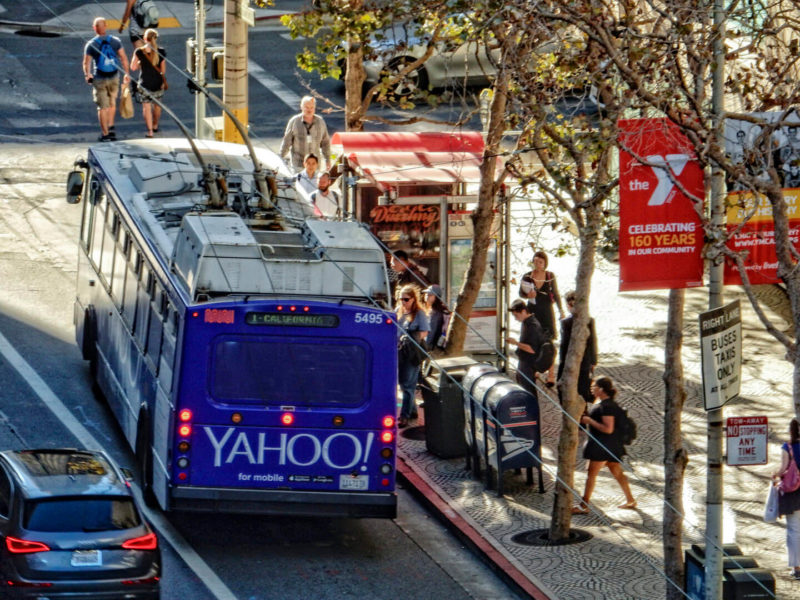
[726,416,768,466]
[699,300,742,411]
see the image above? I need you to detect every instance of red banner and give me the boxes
[618,119,705,291]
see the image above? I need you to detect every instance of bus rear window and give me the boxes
[211,338,367,406]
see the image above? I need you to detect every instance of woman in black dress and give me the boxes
[518,250,563,385]
[129,28,166,137]
[572,376,636,514]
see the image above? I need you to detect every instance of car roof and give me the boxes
[0,449,130,500]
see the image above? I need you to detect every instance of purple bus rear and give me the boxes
[169,299,398,518]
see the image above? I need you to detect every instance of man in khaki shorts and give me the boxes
[83,17,130,141]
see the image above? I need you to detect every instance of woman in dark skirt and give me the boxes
[772,418,800,579]
[572,376,636,514]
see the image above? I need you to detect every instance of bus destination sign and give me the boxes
[245,312,340,328]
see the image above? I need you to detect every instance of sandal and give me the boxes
[618,500,637,510]
[571,504,589,515]
[145,132,154,138]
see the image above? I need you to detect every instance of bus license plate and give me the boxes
[339,475,368,491]
[71,549,102,567]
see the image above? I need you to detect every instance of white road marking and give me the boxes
[0,330,238,600]
[248,59,301,109]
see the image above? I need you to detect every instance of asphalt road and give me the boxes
[0,2,517,598]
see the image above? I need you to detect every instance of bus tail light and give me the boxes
[381,431,394,444]
[179,409,192,422]
[382,416,395,428]
[281,413,295,426]
[6,537,50,554]
[178,424,191,437]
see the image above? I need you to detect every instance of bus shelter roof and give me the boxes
[330,132,486,187]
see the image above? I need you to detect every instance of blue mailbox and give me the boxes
[480,380,544,496]
[461,364,501,476]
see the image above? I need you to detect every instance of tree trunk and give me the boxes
[663,288,689,600]
[344,42,366,132]
[549,209,599,541]
[444,69,508,355]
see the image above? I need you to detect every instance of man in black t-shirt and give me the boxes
[506,299,545,399]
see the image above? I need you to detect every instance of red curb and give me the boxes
[396,454,552,600]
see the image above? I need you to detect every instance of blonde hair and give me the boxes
[143,28,159,66]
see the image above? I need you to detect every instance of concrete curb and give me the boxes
[396,449,552,600]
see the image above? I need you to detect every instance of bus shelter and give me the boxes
[331,131,506,355]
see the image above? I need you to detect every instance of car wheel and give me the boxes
[383,57,428,97]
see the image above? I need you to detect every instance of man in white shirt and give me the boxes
[310,172,340,218]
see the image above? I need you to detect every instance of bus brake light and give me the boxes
[281,413,295,426]
[382,416,395,428]
[178,424,191,437]
[179,409,192,422]
[381,431,394,444]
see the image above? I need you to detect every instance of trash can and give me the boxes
[461,363,505,477]
[420,356,477,458]
[684,545,773,600]
[479,380,544,496]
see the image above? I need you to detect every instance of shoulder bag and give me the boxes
[779,443,800,494]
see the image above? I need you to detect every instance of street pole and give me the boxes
[194,0,207,138]
[223,0,248,144]
[705,0,726,597]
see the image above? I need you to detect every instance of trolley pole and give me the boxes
[194,0,207,138]
[223,0,251,144]
[705,0,727,597]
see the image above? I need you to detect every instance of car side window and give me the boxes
[0,466,11,517]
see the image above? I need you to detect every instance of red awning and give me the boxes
[331,131,486,186]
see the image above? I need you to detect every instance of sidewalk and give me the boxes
[396,256,797,599]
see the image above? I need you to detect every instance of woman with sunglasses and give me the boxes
[395,285,429,428]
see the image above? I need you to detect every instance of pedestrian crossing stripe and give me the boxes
[106,17,182,30]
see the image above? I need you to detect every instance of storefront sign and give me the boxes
[726,416,768,466]
[699,300,742,410]
[617,118,705,291]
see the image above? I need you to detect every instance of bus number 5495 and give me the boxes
[355,312,385,324]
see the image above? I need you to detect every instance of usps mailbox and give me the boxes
[461,364,501,475]
[480,380,544,496]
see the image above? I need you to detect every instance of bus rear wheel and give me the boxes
[136,420,158,509]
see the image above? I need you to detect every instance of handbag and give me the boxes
[764,482,779,522]
[398,334,425,367]
[119,85,134,119]
[779,443,800,494]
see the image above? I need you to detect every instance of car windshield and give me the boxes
[24,497,140,532]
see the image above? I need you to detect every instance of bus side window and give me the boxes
[89,194,106,269]
[80,176,97,250]
[159,304,178,393]
[134,265,151,350]
[122,247,139,328]
[146,282,164,371]
[100,211,119,289]
[111,228,128,310]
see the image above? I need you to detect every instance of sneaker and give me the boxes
[107,131,117,141]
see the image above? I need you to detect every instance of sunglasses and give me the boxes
[400,297,413,302]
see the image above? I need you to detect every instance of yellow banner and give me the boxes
[725,189,800,224]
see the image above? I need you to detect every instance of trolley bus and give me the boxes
[65,138,397,518]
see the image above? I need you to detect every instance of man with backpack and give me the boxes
[119,0,160,49]
[83,17,130,142]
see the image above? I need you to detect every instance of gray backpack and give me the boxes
[135,0,160,29]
